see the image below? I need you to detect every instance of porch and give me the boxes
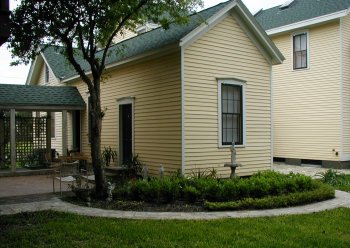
[0,84,86,173]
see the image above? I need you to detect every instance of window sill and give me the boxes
[292,67,310,72]
[218,145,246,149]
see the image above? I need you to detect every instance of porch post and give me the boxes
[62,110,67,156]
[46,112,52,160]
[0,112,4,168]
[10,109,16,172]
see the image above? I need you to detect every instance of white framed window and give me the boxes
[292,32,309,70]
[218,79,246,147]
[45,64,49,84]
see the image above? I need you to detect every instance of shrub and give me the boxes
[204,182,335,211]
[113,171,332,207]
[183,185,201,203]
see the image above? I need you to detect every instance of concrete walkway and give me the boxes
[0,190,349,219]
[0,163,349,220]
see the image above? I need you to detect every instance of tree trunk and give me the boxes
[89,83,107,199]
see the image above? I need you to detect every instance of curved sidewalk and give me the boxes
[1,190,350,220]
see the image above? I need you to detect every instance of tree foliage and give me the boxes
[9,0,203,199]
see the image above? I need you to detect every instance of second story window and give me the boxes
[45,64,49,84]
[293,33,308,70]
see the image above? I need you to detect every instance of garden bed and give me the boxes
[66,171,335,212]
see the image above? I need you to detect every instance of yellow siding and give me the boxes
[184,14,272,177]
[72,52,182,174]
[342,14,350,160]
[271,21,342,161]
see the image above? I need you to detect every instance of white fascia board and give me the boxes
[25,57,38,85]
[267,10,348,36]
[179,1,238,48]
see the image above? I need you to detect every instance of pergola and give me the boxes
[0,84,86,172]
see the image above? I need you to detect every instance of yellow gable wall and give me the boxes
[72,52,182,174]
[341,14,350,160]
[184,14,272,177]
[34,62,74,156]
[271,21,342,162]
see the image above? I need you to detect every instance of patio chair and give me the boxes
[81,163,95,186]
[53,160,80,194]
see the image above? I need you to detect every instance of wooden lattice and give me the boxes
[2,116,48,168]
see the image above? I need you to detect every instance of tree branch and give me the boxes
[98,0,150,75]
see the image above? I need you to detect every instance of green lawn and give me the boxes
[1,209,350,247]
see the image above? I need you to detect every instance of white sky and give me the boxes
[0,0,287,85]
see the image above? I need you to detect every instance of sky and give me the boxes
[0,0,287,85]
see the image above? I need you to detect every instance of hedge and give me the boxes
[204,182,335,211]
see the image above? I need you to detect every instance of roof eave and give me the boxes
[0,104,85,111]
[61,43,179,84]
[266,9,349,36]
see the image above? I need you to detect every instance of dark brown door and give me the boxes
[120,104,132,164]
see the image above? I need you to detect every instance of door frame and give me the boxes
[117,97,135,165]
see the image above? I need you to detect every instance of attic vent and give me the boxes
[280,0,295,9]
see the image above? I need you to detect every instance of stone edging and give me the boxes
[1,190,349,220]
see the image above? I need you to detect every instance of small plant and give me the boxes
[316,169,350,187]
[316,169,341,185]
[189,168,218,179]
[124,153,143,176]
[102,146,117,167]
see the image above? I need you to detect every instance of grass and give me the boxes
[333,175,350,192]
[1,209,350,247]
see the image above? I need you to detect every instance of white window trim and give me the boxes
[218,79,246,149]
[291,30,310,71]
[117,97,135,165]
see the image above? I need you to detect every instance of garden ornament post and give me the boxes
[224,140,241,178]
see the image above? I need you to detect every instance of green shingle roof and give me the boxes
[255,0,350,31]
[0,84,86,110]
[42,1,232,80]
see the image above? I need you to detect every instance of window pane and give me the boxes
[223,129,227,143]
[301,34,307,50]
[227,115,233,128]
[222,114,227,129]
[227,129,233,144]
[234,87,241,101]
[301,51,307,68]
[222,100,228,113]
[222,85,228,100]
[233,129,238,144]
[228,86,234,100]
[227,100,233,113]
[295,52,302,68]
[294,35,300,51]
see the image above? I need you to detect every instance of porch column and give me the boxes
[46,112,52,160]
[10,109,16,172]
[62,110,67,156]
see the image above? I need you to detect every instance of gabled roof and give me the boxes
[28,0,284,84]
[0,84,86,111]
[256,0,350,34]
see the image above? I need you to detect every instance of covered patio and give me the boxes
[0,84,86,172]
